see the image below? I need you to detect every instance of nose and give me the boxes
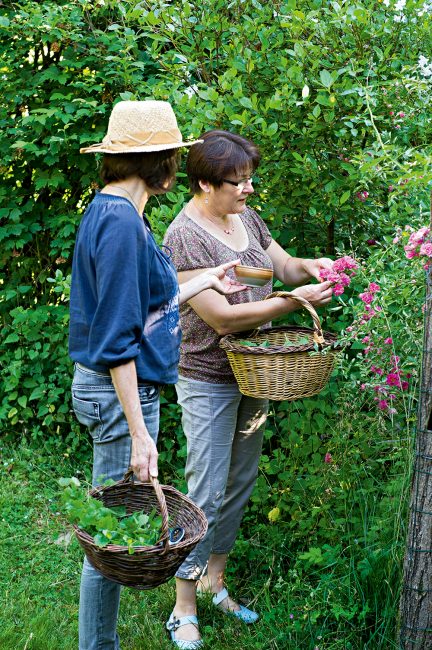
[243,178,254,193]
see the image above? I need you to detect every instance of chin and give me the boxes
[236,200,248,212]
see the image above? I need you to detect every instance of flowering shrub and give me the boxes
[337,226,428,417]
[393,225,432,268]
[343,282,412,415]
[319,256,358,296]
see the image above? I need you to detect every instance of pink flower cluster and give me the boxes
[356,191,369,202]
[319,256,358,296]
[401,226,432,268]
[345,282,412,416]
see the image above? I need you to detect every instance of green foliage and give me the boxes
[0,2,431,646]
[59,477,163,553]
[1,0,431,443]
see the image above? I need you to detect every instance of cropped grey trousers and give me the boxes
[174,375,268,580]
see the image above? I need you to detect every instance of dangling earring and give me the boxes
[204,194,209,205]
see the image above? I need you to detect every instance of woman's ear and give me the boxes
[198,179,211,194]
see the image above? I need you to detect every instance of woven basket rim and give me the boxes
[220,325,340,355]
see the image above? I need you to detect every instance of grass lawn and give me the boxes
[0,440,289,650]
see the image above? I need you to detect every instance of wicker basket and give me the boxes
[219,291,340,401]
[73,470,207,590]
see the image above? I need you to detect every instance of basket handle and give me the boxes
[252,291,325,344]
[122,469,170,553]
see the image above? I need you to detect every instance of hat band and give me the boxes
[86,128,183,152]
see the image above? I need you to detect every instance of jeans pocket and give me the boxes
[72,393,102,441]
[138,384,159,402]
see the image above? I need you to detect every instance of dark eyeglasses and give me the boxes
[222,177,255,191]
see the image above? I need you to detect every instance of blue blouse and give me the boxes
[69,193,181,385]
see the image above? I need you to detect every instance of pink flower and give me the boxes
[384,337,393,344]
[388,407,397,415]
[319,256,358,295]
[386,373,401,387]
[346,326,354,332]
[389,186,395,193]
[411,226,430,242]
[378,400,389,410]
[360,383,366,390]
[339,273,351,286]
[359,292,374,304]
[398,112,406,117]
[401,381,409,391]
[332,256,358,272]
[324,453,333,463]
[368,282,380,293]
[362,336,371,343]
[420,242,432,257]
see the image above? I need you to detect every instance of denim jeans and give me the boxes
[72,363,160,650]
[174,376,268,580]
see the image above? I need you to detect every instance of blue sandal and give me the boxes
[166,611,203,649]
[212,588,259,624]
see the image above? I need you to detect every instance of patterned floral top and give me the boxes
[164,206,273,383]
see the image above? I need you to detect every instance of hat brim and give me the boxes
[80,139,203,154]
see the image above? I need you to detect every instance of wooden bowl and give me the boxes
[234,265,273,288]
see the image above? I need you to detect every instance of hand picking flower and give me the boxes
[319,255,358,295]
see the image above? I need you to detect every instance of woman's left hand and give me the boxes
[205,259,247,295]
[302,257,334,282]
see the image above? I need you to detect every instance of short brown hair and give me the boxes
[99,149,180,192]
[186,130,260,194]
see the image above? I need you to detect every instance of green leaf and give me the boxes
[239,97,253,110]
[340,191,351,205]
[4,333,19,344]
[319,70,334,88]
[17,396,28,408]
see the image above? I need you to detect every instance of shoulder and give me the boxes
[241,206,273,247]
[165,209,189,237]
[241,205,265,226]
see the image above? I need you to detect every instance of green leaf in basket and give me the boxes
[283,335,310,347]
[93,532,111,547]
[238,340,260,347]
[259,340,270,348]
[58,478,163,551]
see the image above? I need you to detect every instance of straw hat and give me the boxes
[80,100,202,154]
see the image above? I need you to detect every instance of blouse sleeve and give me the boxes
[164,222,215,272]
[89,208,150,367]
[245,208,273,250]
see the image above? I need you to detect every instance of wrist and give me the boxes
[130,426,150,439]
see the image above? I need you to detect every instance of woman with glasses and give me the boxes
[163,130,334,648]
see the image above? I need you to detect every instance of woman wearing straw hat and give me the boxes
[69,102,246,650]
[163,130,334,648]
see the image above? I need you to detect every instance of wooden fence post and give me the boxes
[399,203,432,649]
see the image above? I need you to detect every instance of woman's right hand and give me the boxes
[290,281,333,306]
[130,431,159,482]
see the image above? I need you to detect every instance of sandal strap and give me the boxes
[212,587,229,606]
[167,613,199,631]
